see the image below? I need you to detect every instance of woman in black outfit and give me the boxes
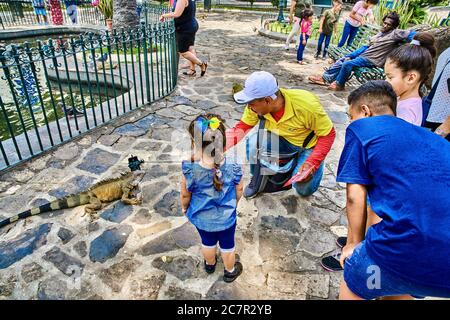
[160,0,207,76]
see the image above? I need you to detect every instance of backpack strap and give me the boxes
[302,131,315,149]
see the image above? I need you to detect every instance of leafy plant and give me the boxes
[98,0,113,20]
[424,12,442,27]
[373,0,417,29]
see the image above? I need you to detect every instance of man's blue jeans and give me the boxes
[338,21,359,47]
[246,130,324,197]
[317,33,332,57]
[297,34,309,62]
[335,57,374,87]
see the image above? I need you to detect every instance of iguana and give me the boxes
[0,156,145,229]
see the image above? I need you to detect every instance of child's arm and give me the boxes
[319,16,325,34]
[180,175,192,214]
[236,178,244,204]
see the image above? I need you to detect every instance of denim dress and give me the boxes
[182,158,243,232]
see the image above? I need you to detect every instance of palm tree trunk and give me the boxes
[113,0,139,30]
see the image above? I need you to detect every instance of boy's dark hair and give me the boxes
[387,32,437,87]
[188,113,226,192]
[383,12,400,29]
[332,0,343,5]
[366,0,379,5]
[301,9,314,20]
[348,80,397,115]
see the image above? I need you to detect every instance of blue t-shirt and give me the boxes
[337,115,450,290]
[182,158,243,232]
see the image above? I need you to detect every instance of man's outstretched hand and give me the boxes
[283,163,315,187]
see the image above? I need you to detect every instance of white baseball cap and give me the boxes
[233,71,279,104]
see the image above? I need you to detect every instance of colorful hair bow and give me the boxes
[195,116,221,133]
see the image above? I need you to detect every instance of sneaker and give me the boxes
[314,53,320,59]
[336,236,347,248]
[243,175,260,199]
[284,44,289,51]
[320,253,343,272]
[204,259,217,274]
[223,261,243,283]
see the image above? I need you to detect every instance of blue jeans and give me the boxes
[338,21,359,47]
[335,57,374,86]
[297,34,309,62]
[246,130,325,197]
[317,33,332,57]
[344,241,450,300]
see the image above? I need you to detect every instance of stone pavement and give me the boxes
[0,12,351,300]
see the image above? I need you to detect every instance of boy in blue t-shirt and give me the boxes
[337,80,450,300]
[32,0,48,25]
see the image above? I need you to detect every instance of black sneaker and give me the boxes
[204,259,217,274]
[223,261,243,283]
[314,53,320,59]
[320,253,343,272]
[336,236,347,248]
[243,175,260,199]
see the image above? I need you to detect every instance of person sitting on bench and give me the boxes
[308,12,416,91]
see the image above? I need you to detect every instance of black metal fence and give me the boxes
[0,3,178,171]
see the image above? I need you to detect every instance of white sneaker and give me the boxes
[284,44,289,51]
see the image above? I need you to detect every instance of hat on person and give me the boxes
[233,71,279,104]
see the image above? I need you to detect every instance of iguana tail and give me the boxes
[0,192,90,229]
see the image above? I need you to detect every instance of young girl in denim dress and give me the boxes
[180,113,244,283]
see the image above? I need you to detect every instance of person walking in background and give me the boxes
[160,0,207,77]
[32,0,48,25]
[315,0,342,60]
[284,0,312,51]
[296,9,314,65]
[64,0,78,24]
[181,114,244,283]
[337,0,378,48]
[49,0,63,25]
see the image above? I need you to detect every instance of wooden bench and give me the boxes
[327,23,385,85]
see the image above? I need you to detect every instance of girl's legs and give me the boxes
[337,21,351,47]
[323,34,332,58]
[285,17,300,49]
[202,246,217,265]
[347,25,359,47]
[296,34,309,62]
[221,251,236,272]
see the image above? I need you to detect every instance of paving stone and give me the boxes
[153,190,183,217]
[0,223,52,269]
[114,124,147,137]
[150,127,175,141]
[299,225,336,257]
[273,252,318,273]
[73,241,88,258]
[128,272,166,299]
[152,255,200,281]
[76,148,121,175]
[43,246,85,276]
[267,272,308,298]
[99,258,142,293]
[131,208,152,225]
[260,215,304,235]
[114,136,137,151]
[306,206,340,226]
[88,222,100,233]
[100,201,134,223]
[307,274,330,299]
[196,100,217,110]
[37,277,67,300]
[58,227,75,244]
[174,105,203,115]
[98,134,121,146]
[0,275,18,297]
[134,114,169,129]
[156,108,186,119]
[133,142,164,153]
[21,262,44,283]
[168,95,194,107]
[139,222,200,256]
[320,188,346,209]
[165,285,202,300]
[49,175,96,199]
[89,225,133,263]
[205,280,251,300]
[280,195,301,215]
[53,144,80,160]
[136,221,172,238]
[141,181,169,205]
[328,111,349,125]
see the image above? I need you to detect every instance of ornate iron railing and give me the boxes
[0,4,177,171]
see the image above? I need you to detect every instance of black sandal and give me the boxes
[183,69,196,76]
[200,61,208,77]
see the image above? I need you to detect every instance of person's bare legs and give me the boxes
[339,280,364,300]
[202,247,217,265]
[188,45,196,71]
[221,251,236,272]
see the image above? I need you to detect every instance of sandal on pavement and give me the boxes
[308,75,327,86]
[200,61,208,77]
[328,82,345,91]
[183,69,196,76]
